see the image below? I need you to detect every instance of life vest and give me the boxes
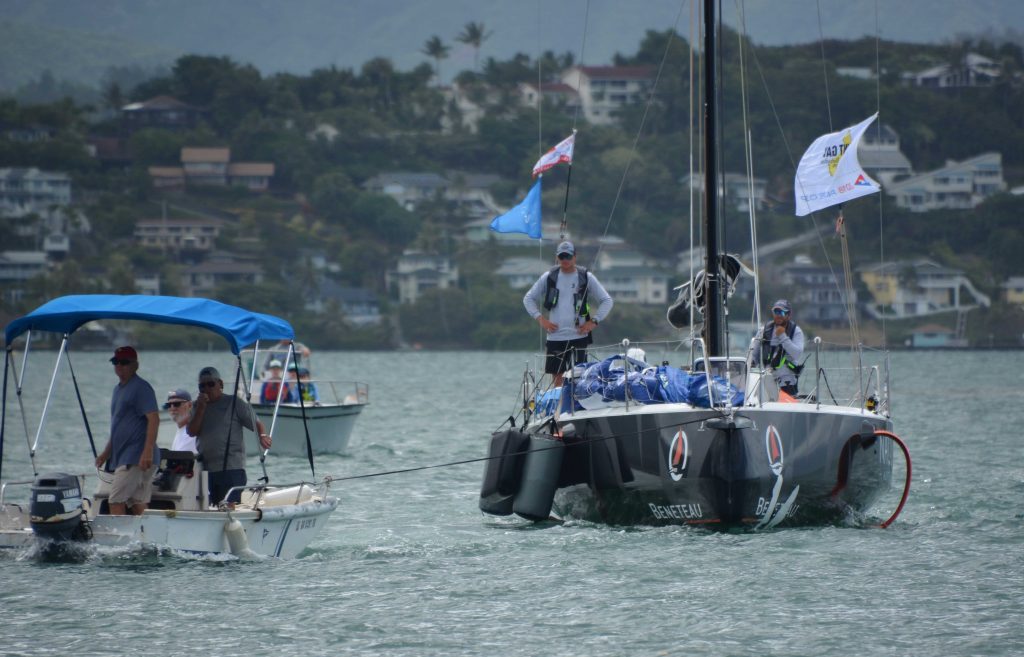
[760,321,801,374]
[261,380,292,403]
[542,266,591,325]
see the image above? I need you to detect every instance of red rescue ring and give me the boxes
[874,429,911,528]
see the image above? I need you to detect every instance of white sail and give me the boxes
[794,113,881,216]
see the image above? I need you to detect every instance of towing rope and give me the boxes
[874,429,911,528]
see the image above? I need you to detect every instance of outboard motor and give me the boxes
[30,473,89,541]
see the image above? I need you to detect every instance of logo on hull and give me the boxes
[765,425,784,476]
[668,429,689,481]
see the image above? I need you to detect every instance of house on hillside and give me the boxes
[0,168,72,218]
[908,324,965,348]
[386,250,459,304]
[1001,277,1024,306]
[682,172,767,212]
[151,148,275,191]
[134,217,223,255]
[180,251,264,297]
[305,280,382,326]
[560,66,653,125]
[859,258,990,319]
[0,250,50,304]
[593,243,669,305]
[858,124,913,185]
[778,262,855,327]
[885,152,1006,212]
[518,82,582,114]
[364,171,502,219]
[121,96,205,133]
[903,53,1001,89]
[181,147,230,186]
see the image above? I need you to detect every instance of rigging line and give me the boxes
[688,0,697,334]
[569,0,592,131]
[874,0,887,348]
[537,0,543,160]
[593,0,689,271]
[333,410,729,484]
[748,42,852,336]
[816,0,834,131]
[735,0,762,334]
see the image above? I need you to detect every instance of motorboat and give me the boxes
[0,295,339,558]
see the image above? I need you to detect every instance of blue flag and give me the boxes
[489,180,542,239]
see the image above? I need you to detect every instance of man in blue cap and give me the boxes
[523,240,614,387]
[753,299,805,396]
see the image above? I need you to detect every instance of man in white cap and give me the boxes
[523,240,614,387]
[164,388,197,454]
[752,299,805,395]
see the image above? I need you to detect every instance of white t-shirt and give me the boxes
[171,424,198,454]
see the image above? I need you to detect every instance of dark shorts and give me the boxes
[545,337,591,375]
[207,469,247,506]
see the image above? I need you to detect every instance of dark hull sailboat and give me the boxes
[479,0,906,529]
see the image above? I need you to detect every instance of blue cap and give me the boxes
[772,299,792,313]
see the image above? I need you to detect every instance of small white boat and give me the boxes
[0,294,340,559]
[248,380,369,456]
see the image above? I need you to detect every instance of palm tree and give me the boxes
[422,35,450,86]
[456,21,492,71]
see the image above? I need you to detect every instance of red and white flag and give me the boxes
[532,132,576,177]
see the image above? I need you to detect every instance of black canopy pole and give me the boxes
[64,347,98,459]
[291,345,316,478]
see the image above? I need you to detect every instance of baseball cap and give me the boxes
[556,240,575,256]
[109,346,137,363]
[163,388,192,409]
[198,366,221,381]
[268,359,283,368]
[772,299,792,313]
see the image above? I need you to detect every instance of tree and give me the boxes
[422,36,450,86]
[456,21,492,71]
[103,82,124,113]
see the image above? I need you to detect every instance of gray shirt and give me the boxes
[109,375,158,469]
[194,394,258,472]
[523,268,614,342]
[752,323,805,386]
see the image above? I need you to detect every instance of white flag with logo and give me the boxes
[794,113,881,216]
[532,132,576,177]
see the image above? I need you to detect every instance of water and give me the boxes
[2,349,1023,656]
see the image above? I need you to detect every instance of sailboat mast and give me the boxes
[701,0,724,356]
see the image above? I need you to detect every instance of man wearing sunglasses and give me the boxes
[753,299,805,396]
[95,346,160,515]
[187,366,272,507]
[524,240,614,387]
[164,389,197,454]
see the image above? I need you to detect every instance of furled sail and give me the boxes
[666,254,753,328]
[794,113,881,217]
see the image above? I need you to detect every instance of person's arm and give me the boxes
[524,273,558,332]
[238,399,272,450]
[95,439,112,469]
[188,393,207,437]
[139,411,159,470]
[578,273,614,334]
[782,325,805,362]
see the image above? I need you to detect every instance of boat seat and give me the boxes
[154,451,197,492]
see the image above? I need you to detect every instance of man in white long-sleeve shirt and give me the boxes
[752,299,805,395]
[523,240,614,386]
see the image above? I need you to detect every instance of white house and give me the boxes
[885,152,1006,212]
[859,258,990,319]
[0,168,72,218]
[858,124,913,185]
[560,66,653,125]
[134,217,223,252]
[903,53,1001,89]
[364,171,503,219]
[0,250,49,303]
[682,172,767,212]
[495,257,550,289]
[386,250,459,304]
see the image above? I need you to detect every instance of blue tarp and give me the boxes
[4,294,294,355]
[571,355,744,409]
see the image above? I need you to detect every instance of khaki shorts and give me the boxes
[109,464,155,506]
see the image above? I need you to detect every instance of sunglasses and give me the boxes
[110,359,134,366]
[557,253,573,260]
[198,380,219,389]
[166,401,187,408]
[772,308,790,316]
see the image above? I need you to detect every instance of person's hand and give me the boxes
[577,320,598,335]
[259,432,272,450]
[195,392,209,406]
[94,454,107,469]
[538,317,558,332]
[774,324,786,336]
[139,453,153,471]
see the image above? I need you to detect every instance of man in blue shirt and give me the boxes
[95,346,160,515]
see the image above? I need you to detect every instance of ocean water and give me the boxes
[1,349,1022,657]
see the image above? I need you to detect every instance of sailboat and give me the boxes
[478,0,910,528]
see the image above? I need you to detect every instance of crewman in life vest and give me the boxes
[523,240,613,387]
[752,299,805,396]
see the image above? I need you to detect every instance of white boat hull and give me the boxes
[250,402,366,456]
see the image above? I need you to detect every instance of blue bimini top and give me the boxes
[4,294,294,355]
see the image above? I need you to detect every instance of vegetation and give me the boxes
[1,28,1023,348]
